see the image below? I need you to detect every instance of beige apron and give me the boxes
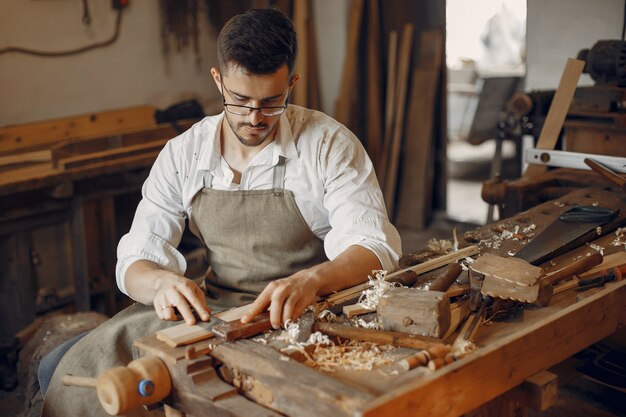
[42,156,327,417]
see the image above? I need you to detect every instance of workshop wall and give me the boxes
[526,0,624,90]
[0,1,219,126]
[0,1,349,127]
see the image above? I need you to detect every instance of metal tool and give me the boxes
[525,148,626,172]
[513,205,618,265]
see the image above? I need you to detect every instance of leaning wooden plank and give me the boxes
[334,0,365,127]
[292,0,309,107]
[57,139,167,170]
[378,31,398,186]
[365,0,383,168]
[383,23,414,219]
[156,323,215,348]
[0,105,156,155]
[523,58,585,178]
[211,339,374,417]
[357,280,626,417]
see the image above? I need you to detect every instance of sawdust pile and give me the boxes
[301,340,397,372]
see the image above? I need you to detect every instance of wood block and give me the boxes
[471,253,543,287]
[156,323,214,348]
[343,303,374,318]
[214,304,251,322]
[504,370,558,411]
[377,287,451,338]
[212,311,272,341]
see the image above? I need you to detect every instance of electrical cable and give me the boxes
[0,8,122,57]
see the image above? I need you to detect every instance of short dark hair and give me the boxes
[217,8,298,76]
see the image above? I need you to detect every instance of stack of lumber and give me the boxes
[334,0,445,229]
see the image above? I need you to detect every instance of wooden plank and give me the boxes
[334,0,365,127]
[365,0,383,168]
[357,280,626,417]
[211,339,374,417]
[524,59,585,178]
[214,394,284,417]
[214,304,251,322]
[292,0,309,107]
[212,311,272,341]
[383,23,414,219]
[57,140,166,170]
[343,303,374,318]
[378,31,398,185]
[0,149,51,168]
[394,30,443,231]
[156,324,215,348]
[0,105,156,155]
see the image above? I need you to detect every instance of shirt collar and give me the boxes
[197,109,298,173]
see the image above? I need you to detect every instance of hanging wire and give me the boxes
[0,8,123,57]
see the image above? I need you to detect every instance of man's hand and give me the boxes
[153,274,212,325]
[240,271,321,329]
[124,260,211,325]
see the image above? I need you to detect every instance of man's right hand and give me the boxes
[124,260,211,325]
[153,274,211,324]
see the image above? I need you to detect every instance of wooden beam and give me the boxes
[524,59,585,178]
[377,30,398,186]
[365,0,383,168]
[0,105,156,155]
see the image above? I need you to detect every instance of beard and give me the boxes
[224,113,278,147]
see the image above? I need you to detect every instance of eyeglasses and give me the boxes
[220,77,289,117]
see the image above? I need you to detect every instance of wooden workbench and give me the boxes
[130,187,626,417]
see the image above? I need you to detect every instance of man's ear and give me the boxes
[210,67,222,91]
[289,73,301,89]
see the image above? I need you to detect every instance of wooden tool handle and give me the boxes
[544,252,603,286]
[62,374,97,388]
[584,158,626,189]
[426,263,463,292]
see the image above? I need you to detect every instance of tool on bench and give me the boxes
[479,252,604,305]
[513,205,618,265]
[575,263,626,290]
[584,157,626,191]
[376,262,464,337]
[62,356,171,416]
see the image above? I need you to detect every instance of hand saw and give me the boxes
[513,205,619,265]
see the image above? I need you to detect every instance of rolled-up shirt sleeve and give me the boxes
[116,141,188,296]
[319,127,402,273]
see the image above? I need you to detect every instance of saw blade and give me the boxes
[514,206,619,265]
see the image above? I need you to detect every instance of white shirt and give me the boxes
[116,105,402,295]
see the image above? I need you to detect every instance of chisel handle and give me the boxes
[543,252,603,287]
[536,252,603,306]
[426,263,463,292]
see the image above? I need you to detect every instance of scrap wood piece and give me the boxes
[524,58,585,178]
[313,322,444,351]
[57,139,167,170]
[212,311,272,341]
[211,339,374,417]
[156,323,215,348]
[343,303,375,318]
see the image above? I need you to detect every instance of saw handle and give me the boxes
[536,252,604,306]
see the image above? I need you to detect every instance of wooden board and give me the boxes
[365,0,383,168]
[156,323,215,348]
[377,30,398,185]
[211,339,374,417]
[471,253,543,287]
[383,23,414,219]
[524,59,585,178]
[57,140,166,170]
[0,105,156,155]
[212,311,272,341]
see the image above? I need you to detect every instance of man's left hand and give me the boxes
[240,271,320,328]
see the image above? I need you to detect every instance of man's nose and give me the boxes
[247,108,264,125]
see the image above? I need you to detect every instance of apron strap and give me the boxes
[272,156,286,196]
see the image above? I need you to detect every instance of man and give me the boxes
[41,8,400,416]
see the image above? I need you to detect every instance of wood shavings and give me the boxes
[585,243,605,255]
[451,339,479,357]
[611,227,626,248]
[318,310,339,321]
[354,318,379,329]
[522,224,536,234]
[592,201,599,206]
[357,270,399,310]
[427,238,453,255]
[453,227,459,251]
[302,340,397,372]
[596,226,602,236]
[554,201,565,207]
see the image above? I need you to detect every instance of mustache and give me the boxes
[238,122,268,129]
